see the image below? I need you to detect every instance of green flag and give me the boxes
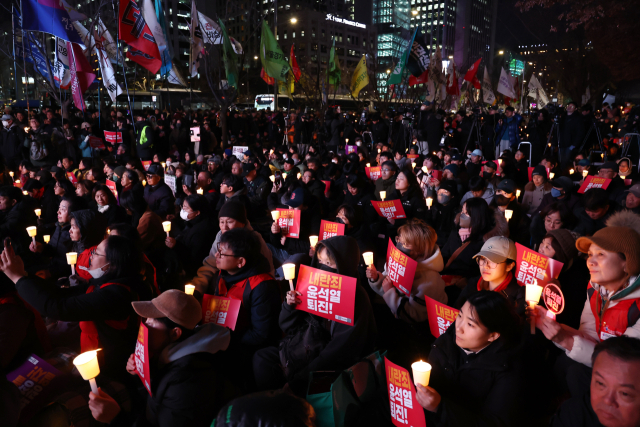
[328,37,341,85]
[218,19,238,90]
[259,21,290,82]
[350,55,369,97]
[387,28,417,86]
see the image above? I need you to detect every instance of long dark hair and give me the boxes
[120,189,148,226]
[397,167,423,199]
[465,197,495,242]
[104,235,142,279]
[466,291,521,345]
[92,184,118,206]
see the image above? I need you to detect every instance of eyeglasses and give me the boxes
[381,169,392,172]
[216,243,237,258]
[90,248,106,258]
[476,257,503,269]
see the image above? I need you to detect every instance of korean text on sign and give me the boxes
[306,270,342,316]
[277,208,301,238]
[319,220,345,241]
[201,295,240,330]
[134,323,152,395]
[385,239,418,296]
[514,243,563,288]
[9,356,58,411]
[366,166,381,181]
[425,296,460,338]
[384,357,426,427]
[578,176,611,194]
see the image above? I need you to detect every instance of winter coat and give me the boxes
[172,214,217,279]
[144,182,175,219]
[460,183,495,206]
[191,223,274,294]
[373,175,397,201]
[268,192,322,256]
[137,208,165,252]
[425,324,525,427]
[0,200,34,256]
[1,124,25,170]
[521,181,553,216]
[559,112,585,149]
[78,132,100,158]
[96,203,127,226]
[40,222,73,278]
[278,236,377,382]
[494,114,523,150]
[369,247,447,323]
[550,393,604,427]
[135,121,157,161]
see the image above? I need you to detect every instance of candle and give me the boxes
[411,360,432,387]
[26,226,37,245]
[34,209,41,218]
[378,148,381,154]
[142,179,146,186]
[505,209,513,222]
[271,210,279,221]
[282,173,288,180]
[582,170,588,178]
[9,171,14,178]
[269,175,275,182]
[362,251,374,266]
[516,189,521,198]
[380,191,386,201]
[366,163,371,167]
[345,138,349,143]
[309,236,318,247]
[297,173,301,179]
[426,197,432,209]
[24,127,29,132]
[185,284,195,295]
[525,283,544,334]
[66,252,78,275]
[282,263,296,292]
[549,172,555,179]
[162,221,171,237]
[412,162,416,169]
[23,191,28,196]
[73,350,101,394]
[107,228,111,235]
[569,169,574,175]
[196,188,204,195]
[44,235,50,244]
[161,162,166,169]
[422,166,428,173]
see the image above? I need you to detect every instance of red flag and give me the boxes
[446,63,460,96]
[119,0,161,73]
[464,58,482,84]
[68,42,95,111]
[471,75,481,89]
[289,44,301,81]
[408,69,429,86]
[260,67,274,85]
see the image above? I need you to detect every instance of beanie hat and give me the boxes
[531,164,547,178]
[443,164,459,177]
[218,200,248,224]
[545,229,578,265]
[576,227,640,276]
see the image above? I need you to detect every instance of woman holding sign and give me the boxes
[416,291,524,426]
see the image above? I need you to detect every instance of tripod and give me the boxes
[282,114,291,146]
[462,115,482,157]
[578,119,605,156]
[621,132,640,159]
[544,120,561,159]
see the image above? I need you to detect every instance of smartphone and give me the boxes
[274,170,282,179]
[183,174,194,187]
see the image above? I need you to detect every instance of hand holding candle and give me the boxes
[162,221,171,237]
[271,210,279,221]
[196,188,204,195]
[525,283,544,334]
[282,263,296,292]
[74,350,101,394]
[412,360,432,387]
[185,284,195,295]
[67,252,78,275]
[26,226,37,244]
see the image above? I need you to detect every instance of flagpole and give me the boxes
[112,0,135,132]
[274,0,278,112]
[19,1,30,112]
[12,6,20,104]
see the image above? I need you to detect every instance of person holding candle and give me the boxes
[383,167,426,233]
[416,291,524,426]
[373,160,398,202]
[490,178,528,244]
[68,209,109,281]
[522,165,553,216]
[455,236,526,318]
[535,176,581,216]
[253,236,376,394]
[92,184,127,226]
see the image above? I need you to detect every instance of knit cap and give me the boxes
[576,227,640,276]
[545,229,578,265]
[218,200,248,224]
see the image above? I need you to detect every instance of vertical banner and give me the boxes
[201,295,241,330]
[276,208,301,238]
[6,354,61,421]
[371,200,407,220]
[385,357,427,427]
[294,264,357,325]
[68,41,85,111]
[366,166,381,181]
[53,37,71,89]
[425,296,459,338]
[514,243,564,287]
[386,239,418,296]
[319,220,345,241]
[578,176,611,194]
[134,323,152,396]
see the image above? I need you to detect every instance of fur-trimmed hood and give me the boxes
[606,210,640,233]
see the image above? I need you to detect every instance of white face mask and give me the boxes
[79,263,110,279]
[283,154,288,160]
[180,209,191,221]
[97,204,109,213]
[356,141,361,146]
[2,121,9,128]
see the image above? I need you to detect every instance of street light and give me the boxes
[290,17,297,24]
[386,69,391,74]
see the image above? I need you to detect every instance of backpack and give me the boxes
[279,315,331,381]
[30,137,49,161]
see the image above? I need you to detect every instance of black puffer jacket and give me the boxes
[456,273,526,319]
[173,214,217,279]
[1,124,25,170]
[144,182,175,219]
[425,323,525,427]
[40,222,73,278]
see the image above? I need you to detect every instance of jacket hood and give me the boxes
[417,246,444,272]
[70,209,108,249]
[312,235,360,279]
[159,323,230,365]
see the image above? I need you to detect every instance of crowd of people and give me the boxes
[1,100,640,427]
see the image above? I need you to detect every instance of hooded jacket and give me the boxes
[279,236,377,382]
[369,246,447,323]
[143,323,231,427]
[425,323,525,427]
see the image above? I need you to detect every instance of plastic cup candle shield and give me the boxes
[185,284,195,295]
[380,191,386,201]
[43,235,50,244]
[282,263,296,292]
[505,209,513,222]
[366,163,371,167]
[269,175,275,182]
[26,226,37,244]
[411,360,432,387]
[271,210,279,221]
[309,236,318,247]
[426,198,433,209]
[422,166,428,174]
[73,350,100,393]
[582,170,589,178]
[196,188,204,195]
[9,171,13,178]
[66,252,78,275]
[570,169,574,175]
[23,191,28,196]
[516,189,521,198]
[35,209,41,218]
[297,173,301,179]
[412,162,416,169]
[526,284,544,334]
[162,221,171,237]
[549,172,555,179]
[282,173,288,180]
[362,252,374,266]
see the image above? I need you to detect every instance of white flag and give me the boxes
[53,37,71,89]
[60,0,87,21]
[482,68,495,105]
[97,19,121,65]
[141,0,167,54]
[497,67,516,99]
[197,11,223,44]
[168,66,188,86]
[527,74,549,107]
[189,0,204,77]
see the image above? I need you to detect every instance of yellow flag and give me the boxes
[278,71,294,96]
[350,55,369,98]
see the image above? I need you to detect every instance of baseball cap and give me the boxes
[132,290,202,329]
[208,155,222,165]
[1,114,12,121]
[286,187,307,208]
[627,184,640,198]
[146,163,164,176]
[497,178,517,194]
[600,161,618,171]
[550,176,573,193]
[242,163,256,176]
[577,159,591,167]
[451,153,463,161]
[473,236,517,264]
[224,148,233,156]
[471,149,483,157]
[243,149,252,157]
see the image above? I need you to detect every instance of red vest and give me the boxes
[588,284,640,341]
[76,247,94,281]
[215,273,273,333]
[79,282,132,352]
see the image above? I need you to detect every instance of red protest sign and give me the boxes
[134,323,152,396]
[321,180,331,196]
[431,169,442,182]
[366,166,381,181]
[543,283,565,315]
[277,208,301,238]
[294,264,357,326]
[425,296,459,338]
[386,239,418,296]
[88,136,105,149]
[319,220,345,241]
[578,175,611,194]
[201,295,241,330]
[346,145,358,154]
[385,357,427,427]
[106,179,118,197]
[104,130,122,144]
[515,243,564,288]
[372,199,407,220]
[142,160,152,171]
[407,154,419,160]
[67,172,77,184]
